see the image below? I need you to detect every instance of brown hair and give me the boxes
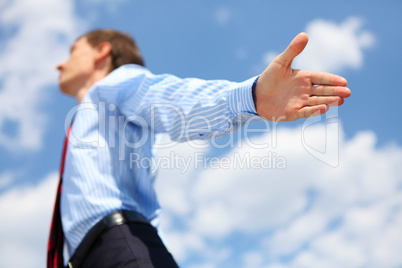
[82,29,145,71]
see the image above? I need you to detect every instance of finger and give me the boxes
[275,32,309,68]
[310,72,348,86]
[306,96,344,107]
[298,104,328,119]
[311,85,351,98]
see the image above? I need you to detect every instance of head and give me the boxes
[57,29,144,102]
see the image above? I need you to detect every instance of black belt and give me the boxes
[67,210,149,268]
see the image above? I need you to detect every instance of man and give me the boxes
[50,29,350,268]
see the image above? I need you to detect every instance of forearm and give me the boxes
[108,68,260,141]
[95,65,261,141]
[136,74,260,141]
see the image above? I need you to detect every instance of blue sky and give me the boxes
[0,1,401,267]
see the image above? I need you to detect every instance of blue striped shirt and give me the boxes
[61,64,259,256]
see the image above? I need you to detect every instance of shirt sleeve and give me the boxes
[95,64,261,142]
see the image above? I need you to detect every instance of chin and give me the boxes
[58,83,75,97]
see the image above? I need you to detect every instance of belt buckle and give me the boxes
[105,211,126,228]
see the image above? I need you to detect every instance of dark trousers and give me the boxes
[81,222,179,268]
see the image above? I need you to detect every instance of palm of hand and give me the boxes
[255,33,351,122]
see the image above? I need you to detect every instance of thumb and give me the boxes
[275,32,309,68]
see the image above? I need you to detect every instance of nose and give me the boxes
[56,61,65,71]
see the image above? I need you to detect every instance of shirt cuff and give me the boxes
[228,76,259,117]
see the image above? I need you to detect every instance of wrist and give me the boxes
[252,76,259,113]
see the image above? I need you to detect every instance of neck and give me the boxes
[75,69,110,104]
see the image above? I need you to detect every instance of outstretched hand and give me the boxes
[254,32,351,122]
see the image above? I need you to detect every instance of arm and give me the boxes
[96,67,260,142]
[97,32,350,141]
[254,32,351,121]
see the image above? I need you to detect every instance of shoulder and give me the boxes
[84,64,152,104]
[99,64,152,87]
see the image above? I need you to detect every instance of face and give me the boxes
[57,37,97,96]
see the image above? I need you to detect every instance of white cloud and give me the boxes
[0,172,58,268]
[215,7,231,27]
[259,17,374,75]
[0,171,14,188]
[243,251,264,268]
[263,51,278,66]
[293,17,375,73]
[235,48,248,61]
[284,194,402,268]
[2,124,400,267]
[154,121,402,267]
[0,0,84,151]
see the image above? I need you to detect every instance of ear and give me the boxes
[94,42,112,62]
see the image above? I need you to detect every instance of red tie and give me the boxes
[47,126,71,268]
